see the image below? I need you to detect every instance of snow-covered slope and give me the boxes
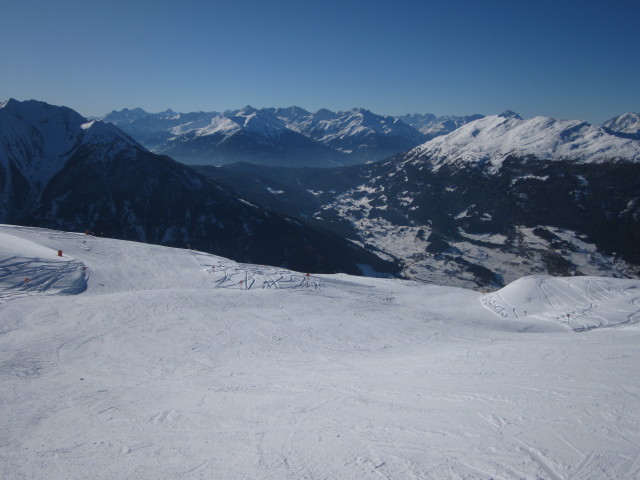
[411,112,640,167]
[2,224,640,480]
[0,230,86,303]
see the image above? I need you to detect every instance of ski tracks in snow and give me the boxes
[193,252,323,291]
[482,275,640,331]
[3,227,640,480]
[0,254,87,304]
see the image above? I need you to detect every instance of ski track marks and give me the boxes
[482,275,640,331]
[2,226,640,479]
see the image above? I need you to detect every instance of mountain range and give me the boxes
[100,106,483,167]
[102,105,640,170]
[194,111,640,288]
[2,98,639,288]
[0,99,397,275]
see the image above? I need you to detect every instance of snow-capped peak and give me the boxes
[81,120,97,130]
[1,98,86,127]
[350,107,371,115]
[99,107,149,123]
[189,108,287,138]
[498,110,522,120]
[0,98,17,109]
[0,99,145,188]
[1,99,88,186]
[80,119,143,148]
[411,114,640,167]
[603,112,640,136]
[314,108,337,120]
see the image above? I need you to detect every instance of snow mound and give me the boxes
[0,231,87,303]
[482,275,640,330]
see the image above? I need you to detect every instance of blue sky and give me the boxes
[2,0,638,122]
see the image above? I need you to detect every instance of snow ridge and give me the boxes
[603,112,640,136]
[411,113,640,167]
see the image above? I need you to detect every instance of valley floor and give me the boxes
[1,225,639,479]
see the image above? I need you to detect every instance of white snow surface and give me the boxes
[412,114,640,167]
[2,225,640,479]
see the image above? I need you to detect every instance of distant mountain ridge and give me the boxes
[101,106,486,167]
[103,104,640,168]
[602,112,640,140]
[398,113,485,140]
[408,112,640,170]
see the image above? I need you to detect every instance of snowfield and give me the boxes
[1,225,640,480]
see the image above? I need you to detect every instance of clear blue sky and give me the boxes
[2,0,638,123]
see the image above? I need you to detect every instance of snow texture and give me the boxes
[1,225,640,479]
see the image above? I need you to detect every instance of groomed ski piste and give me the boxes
[1,225,639,480]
